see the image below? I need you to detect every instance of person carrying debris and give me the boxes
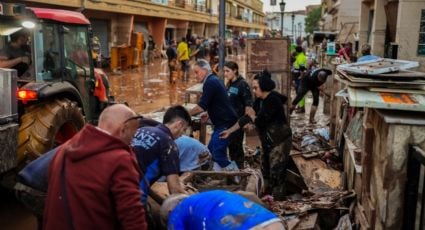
[131,105,191,206]
[220,70,292,199]
[290,68,332,124]
[160,190,285,230]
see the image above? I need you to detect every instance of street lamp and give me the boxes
[279,0,285,36]
[291,12,295,43]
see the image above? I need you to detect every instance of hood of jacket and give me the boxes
[63,124,131,162]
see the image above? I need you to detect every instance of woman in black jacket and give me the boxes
[223,61,253,169]
[221,70,292,199]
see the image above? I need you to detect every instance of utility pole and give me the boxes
[298,22,302,38]
[279,1,285,36]
[218,0,225,76]
[291,12,295,43]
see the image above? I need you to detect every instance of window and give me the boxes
[63,25,92,79]
[34,23,60,81]
[418,9,425,55]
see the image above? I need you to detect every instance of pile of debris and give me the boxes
[268,107,354,229]
[336,58,425,112]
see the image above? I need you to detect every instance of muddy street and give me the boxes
[109,56,246,114]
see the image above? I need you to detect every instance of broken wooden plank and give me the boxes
[291,152,344,193]
[355,203,371,230]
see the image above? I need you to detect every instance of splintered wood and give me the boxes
[291,153,344,193]
[149,170,263,204]
[271,191,355,216]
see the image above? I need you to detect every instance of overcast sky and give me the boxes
[263,0,321,12]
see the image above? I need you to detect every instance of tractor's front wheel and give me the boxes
[17,98,84,164]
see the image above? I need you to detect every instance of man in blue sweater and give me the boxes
[189,59,238,170]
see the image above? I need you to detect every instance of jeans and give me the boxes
[208,127,231,168]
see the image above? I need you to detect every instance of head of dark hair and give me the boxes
[163,105,191,126]
[295,46,303,53]
[224,61,239,76]
[254,70,275,92]
[181,37,186,42]
[361,44,371,55]
[11,30,28,42]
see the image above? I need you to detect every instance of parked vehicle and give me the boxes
[0,2,112,187]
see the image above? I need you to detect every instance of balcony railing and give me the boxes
[193,4,207,12]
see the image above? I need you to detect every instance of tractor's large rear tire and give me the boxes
[17,98,84,164]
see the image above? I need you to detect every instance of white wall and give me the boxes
[396,0,425,71]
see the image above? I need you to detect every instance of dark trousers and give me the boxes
[228,129,245,169]
[260,124,292,200]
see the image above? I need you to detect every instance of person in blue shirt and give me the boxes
[189,59,238,171]
[131,105,191,205]
[357,44,379,62]
[175,135,211,172]
[160,190,284,230]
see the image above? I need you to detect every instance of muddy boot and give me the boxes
[295,107,305,114]
[309,105,317,124]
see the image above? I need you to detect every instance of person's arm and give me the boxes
[190,48,200,57]
[189,105,204,116]
[0,56,29,68]
[111,153,148,230]
[190,79,213,116]
[220,115,252,139]
[166,174,186,194]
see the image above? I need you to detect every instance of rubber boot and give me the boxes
[309,106,317,124]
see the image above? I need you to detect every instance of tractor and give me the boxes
[0,2,112,184]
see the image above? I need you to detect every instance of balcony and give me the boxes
[193,3,207,12]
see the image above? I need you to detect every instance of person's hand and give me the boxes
[197,152,211,165]
[20,56,30,64]
[219,130,231,139]
[200,112,209,123]
[243,123,255,131]
[245,107,255,118]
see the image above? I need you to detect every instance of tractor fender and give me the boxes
[20,81,85,114]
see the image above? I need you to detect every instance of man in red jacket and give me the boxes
[43,104,147,230]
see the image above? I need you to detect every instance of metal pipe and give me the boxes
[218,0,225,77]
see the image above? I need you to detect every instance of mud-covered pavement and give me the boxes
[109,56,246,114]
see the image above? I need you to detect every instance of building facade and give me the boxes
[19,0,266,58]
[359,0,425,71]
[320,0,360,45]
[265,11,306,40]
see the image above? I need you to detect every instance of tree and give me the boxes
[305,6,322,34]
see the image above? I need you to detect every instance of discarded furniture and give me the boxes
[110,46,134,72]
[332,60,425,229]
